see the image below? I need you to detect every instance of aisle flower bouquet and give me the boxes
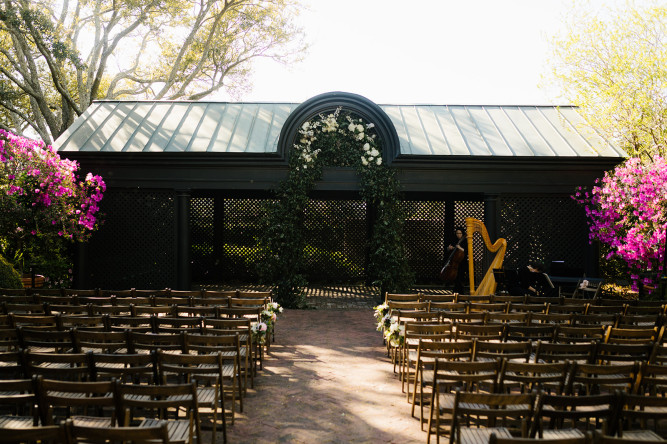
[374,302,389,322]
[377,313,392,333]
[383,320,405,347]
[250,321,268,345]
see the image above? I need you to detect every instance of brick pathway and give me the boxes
[224,309,425,444]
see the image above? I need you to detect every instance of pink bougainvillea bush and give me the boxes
[573,156,667,291]
[0,130,105,281]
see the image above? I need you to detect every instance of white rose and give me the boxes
[356,124,364,132]
[363,143,370,151]
[356,133,364,141]
[303,165,307,169]
[348,123,356,132]
[368,156,374,162]
[361,157,368,166]
[366,123,375,129]
[376,157,382,165]
[370,148,379,157]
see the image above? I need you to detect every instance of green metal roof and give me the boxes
[55,100,625,158]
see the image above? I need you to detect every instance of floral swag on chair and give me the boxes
[257,108,413,308]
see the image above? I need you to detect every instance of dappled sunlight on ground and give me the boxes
[224,310,423,443]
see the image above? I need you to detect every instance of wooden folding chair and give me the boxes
[474,340,532,363]
[115,381,203,444]
[568,362,638,396]
[17,327,75,353]
[73,329,130,354]
[449,390,536,444]
[90,352,157,385]
[614,392,667,441]
[35,376,117,427]
[427,359,501,443]
[498,359,570,395]
[533,341,596,364]
[22,350,92,382]
[531,391,616,439]
[64,417,170,444]
[157,350,227,443]
[0,379,39,428]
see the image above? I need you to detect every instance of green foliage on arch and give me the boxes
[257,108,413,308]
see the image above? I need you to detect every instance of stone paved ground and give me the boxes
[222,309,426,444]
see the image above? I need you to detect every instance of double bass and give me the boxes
[439,236,465,283]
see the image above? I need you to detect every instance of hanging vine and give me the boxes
[257,108,413,308]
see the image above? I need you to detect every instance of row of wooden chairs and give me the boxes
[0,418,173,444]
[0,287,270,300]
[1,373,219,443]
[432,388,667,444]
[1,296,270,314]
[386,299,666,321]
[386,291,666,308]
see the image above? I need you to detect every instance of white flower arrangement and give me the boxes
[373,302,389,322]
[383,320,405,347]
[377,313,392,333]
[579,279,590,289]
[293,107,382,171]
[250,321,268,344]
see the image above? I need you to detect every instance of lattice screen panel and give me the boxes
[401,201,446,282]
[86,189,176,289]
[222,199,269,282]
[190,197,215,283]
[303,199,367,283]
[499,195,587,273]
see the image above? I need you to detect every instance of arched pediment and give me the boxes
[277,91,400,164]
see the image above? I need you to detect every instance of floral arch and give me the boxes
[258,92,413,308]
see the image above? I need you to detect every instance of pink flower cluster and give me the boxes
[0,130,105,242]
[573,157,667,290]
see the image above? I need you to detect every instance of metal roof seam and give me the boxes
[483,106,515,156]
[398,106,415,156]
[205,103,228,152]
[142,102,175,152]
[244,103,261,153]
[469,106,495,156]
[537,106,579,157]
[119,102,147,153]
[431,106,453,156]
[448,106,473,156]
[415,106,436,155]
[163,102,195,152]
[556,107,599,156]
[87,102,119,152]
[519,106,558,157]
[56,102,100,150]
[500,106,533,157]
[224,103,244,153]
[184,102,211,152]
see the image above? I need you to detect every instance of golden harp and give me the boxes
[465,217,507,295]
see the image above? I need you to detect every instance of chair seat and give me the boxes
[141,418,191,444]
[0,416,36,428]
[71,416,115,427]
[541,429,585,439]
[459,426,512,444]
[620,430,665,441]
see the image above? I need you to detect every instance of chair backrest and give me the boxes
[615,392,667,437]
[510,303,548,314]
[23,350,92,381]
[153,316,203,334]
[387,300,429,311]
[35,376,116,426]
[417,339,474,362]
[530,312,572,325]
[0,378,37,423]
[429,302,467,313]
[605,326,663,344]
[64,418,170,444]
[433,358,500,394]
[592,429,664,444]
[593,342,654,365]
[635,361,667,396]
[115,381,201,442]
[531,391,616,437]
[73,329,129,354]
[0,424,65,443]
[451,390,536,442]
[474,340,532,362]
[498,359,570,394]
[456,323,506,341]
[568,362,638,395]
[384,292,421,303]
[505,324,555,343]
[90,352,157,384]
[17,327,75,353]
[128,331,185,354]
[554,325,606,344]
[533,341,595,364]
[60,314,108,331]
[486,312,530,325]
[419,294,456,303]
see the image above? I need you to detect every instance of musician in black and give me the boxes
[446,227,467,294]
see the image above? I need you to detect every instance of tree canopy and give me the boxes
[547,1,667,160]
[0,0,306,144]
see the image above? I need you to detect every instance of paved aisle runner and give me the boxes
[225,309,423,444]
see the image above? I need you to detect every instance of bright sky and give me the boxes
[223,0,579,105]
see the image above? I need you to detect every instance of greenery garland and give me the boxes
[258,108,413,308]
